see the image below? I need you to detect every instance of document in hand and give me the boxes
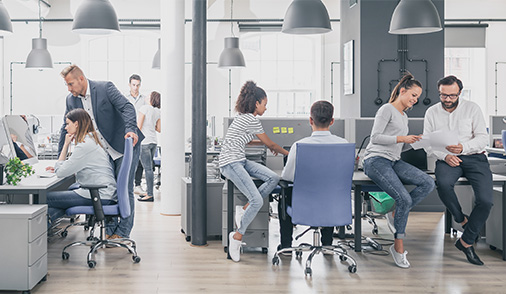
[411,130,459,154]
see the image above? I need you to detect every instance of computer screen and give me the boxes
[4,115,38,165]
[0,118,15,165]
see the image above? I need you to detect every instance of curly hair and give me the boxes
[235,81,267,114]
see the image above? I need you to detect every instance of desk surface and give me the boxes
[353,170,506,185]
[487,147,506,155]
[0,160,62,190]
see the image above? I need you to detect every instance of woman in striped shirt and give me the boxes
[220,81,289,262]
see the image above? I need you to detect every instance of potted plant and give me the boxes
[5,157,34,185]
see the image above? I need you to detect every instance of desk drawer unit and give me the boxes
[0,205,48,292]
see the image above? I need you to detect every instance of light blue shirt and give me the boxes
[55,134,117,200]
[281,131,348,182]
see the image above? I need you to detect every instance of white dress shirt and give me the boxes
[423,99,488,161]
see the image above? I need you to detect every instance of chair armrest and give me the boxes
[80,185,108,221]
[278,180,293,221]
[278,180,293,189]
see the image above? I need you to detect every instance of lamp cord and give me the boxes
[38,0,42,38]
[230,0,235,37]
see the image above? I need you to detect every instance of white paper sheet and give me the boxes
[411,130,459,154]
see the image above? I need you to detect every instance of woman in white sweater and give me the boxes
[363,73,435,268]
[46,108,117,226]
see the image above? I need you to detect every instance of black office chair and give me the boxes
[272,143,358,276]
[61,138,141,268]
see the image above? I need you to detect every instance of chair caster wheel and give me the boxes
[62,252,70,260]
[295,251,302,258]
[88,260,96,268]
[348,265,357,273]
[490,245,497,250]
[346,225,352,230]
[339,255,347,261]
[61,231,68,238]
[84,226,89,231]
[262,248,268,254]
[304,268,312,276]
[272,256,279,265]
[224,247,228,253]
[372,228,378,235]
[185,236,191,242]
[132,256,141,263]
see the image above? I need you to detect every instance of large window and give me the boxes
[444,48,487,119]
[240,33,322,117]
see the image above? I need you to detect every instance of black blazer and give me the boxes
[58,80,144,155]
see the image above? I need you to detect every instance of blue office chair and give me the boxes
[502,130,506,153]
[61,138,141,268]
[272,143,358,275]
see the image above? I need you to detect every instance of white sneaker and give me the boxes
[228,232,242,262]
[389,245,410,268]
[235,205,245,230]
[386,211,396,234]
[134,185,146,195]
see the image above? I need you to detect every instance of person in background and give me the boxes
[424,75,493,266]
[46,109,116,226]
[125,74,148,196]
[278,100,347,255]
[59,64,143,240]
[363,73,435,269]
[219,80,289,262]
[137,91,161,202]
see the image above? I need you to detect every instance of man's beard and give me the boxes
[442,98,459,110]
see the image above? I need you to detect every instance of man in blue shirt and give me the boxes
[278,101,348,254]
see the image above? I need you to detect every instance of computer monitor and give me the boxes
[0,118,15,165]
[4,115,38,165]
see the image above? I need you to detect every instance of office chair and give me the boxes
[61,137,141,268]
[272,143,358,276]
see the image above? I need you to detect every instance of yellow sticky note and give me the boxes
[273,127,280,134]
[288,127,294,134]
[281,127,287,134]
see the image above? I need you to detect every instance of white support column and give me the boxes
[160,0,184,215]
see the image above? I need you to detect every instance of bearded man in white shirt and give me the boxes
[424,75,493,266]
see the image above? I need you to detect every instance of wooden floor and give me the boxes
[20,191,506,294]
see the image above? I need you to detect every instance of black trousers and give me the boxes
[134,161,143,186]
[278,187,334,248]
[435,153,494,245]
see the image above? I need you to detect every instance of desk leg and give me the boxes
[227,180,234,260]
[503,182,506,261]
[445,208,452,234]
[354,185,362,252]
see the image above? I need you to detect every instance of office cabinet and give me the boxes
[0,204,48,293]
[222,183,269,252]
[486,188,503,250]
[181,177,225,241]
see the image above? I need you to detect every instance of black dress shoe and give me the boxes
[454,238,484,266]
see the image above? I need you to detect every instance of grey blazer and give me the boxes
[58,79,144,155]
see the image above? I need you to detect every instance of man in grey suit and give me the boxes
[58,64,144,239]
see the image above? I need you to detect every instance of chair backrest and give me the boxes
[117,137,134,219]
[502,130,506,152]
[291,143,355,227]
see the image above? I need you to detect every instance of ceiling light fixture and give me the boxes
[282,0,332,35]
[25,0,53,69]
[72,0,120,35]
[218,0,245,68]
[0,0,12,35]
[389,0,442,35]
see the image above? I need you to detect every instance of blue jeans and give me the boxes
[140,143,157,197]
[435,153,493,245]
[364,156,435,239]
[46,190,116,227]
[106,142,141,238]
[220,160,280,235]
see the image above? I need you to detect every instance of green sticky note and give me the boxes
[288,128,294,134]
[273,127,280,134]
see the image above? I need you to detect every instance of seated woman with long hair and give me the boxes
[46,108,117,226]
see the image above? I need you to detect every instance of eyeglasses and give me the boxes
[439,93,459,99]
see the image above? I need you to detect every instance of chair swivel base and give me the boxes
[272,243,357,275]
[62,237,141,268]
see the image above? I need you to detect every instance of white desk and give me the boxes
[0,160,75,204]
[352,171,506,261]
